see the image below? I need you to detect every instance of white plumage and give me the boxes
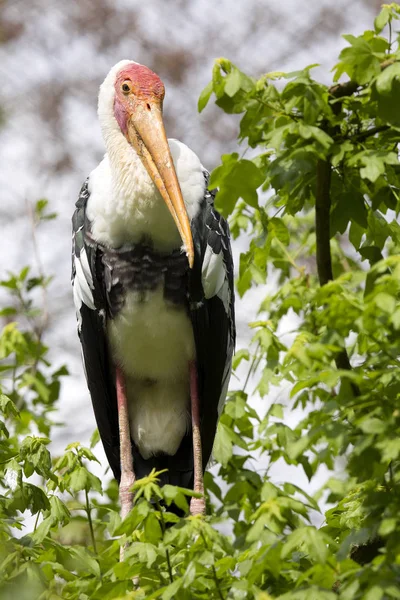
[108,284,195,458]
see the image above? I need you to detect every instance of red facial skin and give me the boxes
[113,64,165,136]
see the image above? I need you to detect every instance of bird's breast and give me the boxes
[108,286,195,381]
[102,243,189,318]
[102,243,195,380]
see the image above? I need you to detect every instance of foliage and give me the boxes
[2,6,400,598]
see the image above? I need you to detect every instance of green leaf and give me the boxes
[30,515,53,543]
[210,153,264,216]
[49,496,71,524]
[144,512,163,543]
[359,245,383,265]
[375,62,400,95]
[125,542,158,568]
[198,81,213,112]
[213,422,233,466]
[89,428,100,448]
[331,189,368,235]
[287,435,310,460]
[268,217,290,244]
[268,403,284,419]
[358,417,386,434]
[69,466,89,492]
[348,151,399,183]
[162,578,183,600]
[0,307,18,317]
[0,394,19,417]
[374,7,391,33]
[69,547,101,577]
[182,562,197,588]
[232,349,250,370]
[373,68,400,125]
[281,526,331,563]
[373,291,396,313]
[224,69,243,97]
[364,587,384,600]
[378,517,397,536]
[335,34,382,84]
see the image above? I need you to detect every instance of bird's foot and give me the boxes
[190,494,206,516]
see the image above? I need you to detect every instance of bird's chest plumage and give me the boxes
[101,243,196,380]
[102,244,189,317]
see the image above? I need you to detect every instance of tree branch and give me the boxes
[352,125,390,142]
[329,80,359,100]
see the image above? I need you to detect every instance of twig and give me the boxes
[274,237,303,274]
[243,342,261,394]
[85,488,98,555]
[156,502,173,584]
[33,509,41,532]
[328,80,359,100]
[352,125,390,142]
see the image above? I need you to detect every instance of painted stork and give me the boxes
[71,60,235,521]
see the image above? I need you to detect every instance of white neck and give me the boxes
[103,120,159,203]
[86,61,206,251]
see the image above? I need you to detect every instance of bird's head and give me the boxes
[99,60,194,268]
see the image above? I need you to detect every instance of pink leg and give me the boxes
[116,366,135,559]
[189,361,206,516]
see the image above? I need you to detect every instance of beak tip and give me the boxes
[186,240,194,269]
[185,245,194,269]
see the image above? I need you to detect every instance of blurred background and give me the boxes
[0,0,382,492]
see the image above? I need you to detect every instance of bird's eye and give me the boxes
[121,82,131,94]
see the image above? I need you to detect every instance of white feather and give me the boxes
[202,245,226,299]
[73,254,95,312]
[79,247,94,289]
[107,286,195,381]
[87,140,205,251]
[108,285,195,458]
[126,378,191,459]
[217,278,231,316]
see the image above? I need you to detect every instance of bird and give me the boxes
[71,60,235,523]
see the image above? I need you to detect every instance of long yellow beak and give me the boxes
[127,102,194,268]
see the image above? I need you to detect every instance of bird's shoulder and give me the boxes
[72,179,103,322]
[168,139,206,222]
[189,169,235,333]
[72,178,90,265]
[195,169,233,272]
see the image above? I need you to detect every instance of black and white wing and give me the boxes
[190,172,236,466]
[72,180,121,480]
